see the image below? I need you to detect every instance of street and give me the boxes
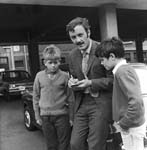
[0,97,45,150]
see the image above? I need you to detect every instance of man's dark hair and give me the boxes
[66,17,90,34]
[95,37,125,59]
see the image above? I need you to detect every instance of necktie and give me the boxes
[82,52,99,97]
[82,52,89,78]
[82,52,89,94]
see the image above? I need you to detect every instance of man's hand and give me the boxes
[75,79,92,88]
[68,76,92,91]
[68,76,79,88]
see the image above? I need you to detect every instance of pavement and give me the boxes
[0,97,147,150]
[0,97,45,150]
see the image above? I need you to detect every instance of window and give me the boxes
[0,57,8,64]
[15,60,24,67]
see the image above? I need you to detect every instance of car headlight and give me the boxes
[19,86,26,91]
[9,84,16,89]
[9,84,26,91]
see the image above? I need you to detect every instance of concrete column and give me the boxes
[28,42,40,79]
[99,3,118,41]
[10,46,15,70]
[135,35,144,63]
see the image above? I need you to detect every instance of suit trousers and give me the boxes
[70,94,109,150]
[42,114,71,150]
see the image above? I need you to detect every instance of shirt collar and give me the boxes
[81,39,92,55]
[112,59,127,75]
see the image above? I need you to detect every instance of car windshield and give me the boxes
[134,68,147,95]
[2,71,30,82]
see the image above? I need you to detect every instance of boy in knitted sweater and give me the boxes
[33,45,74,150]
[95,37,145,150]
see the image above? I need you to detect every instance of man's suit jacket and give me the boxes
[68,40,113,120]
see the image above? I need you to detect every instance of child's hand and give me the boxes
[36,118,42,126]
[70,120,73,127]
[113,122,121,132]
[113,121,129,134]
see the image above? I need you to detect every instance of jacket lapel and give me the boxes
[86,41,97,74]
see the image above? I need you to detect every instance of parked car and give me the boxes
[22,86,40,130]
[22,86,40,131]
[0,70,33,100]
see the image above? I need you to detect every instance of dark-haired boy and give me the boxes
[95,37,146,150]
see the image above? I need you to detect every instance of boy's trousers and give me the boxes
[121,122,146,150]
[42,114,71,150]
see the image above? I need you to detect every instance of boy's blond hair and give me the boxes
[43,44,61,61]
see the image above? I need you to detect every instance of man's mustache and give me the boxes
[76,42,84,45]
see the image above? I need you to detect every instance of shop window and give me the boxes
[15,60,24,67]
[0,57,8,64]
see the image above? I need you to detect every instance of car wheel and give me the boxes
[24,107,37,131]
